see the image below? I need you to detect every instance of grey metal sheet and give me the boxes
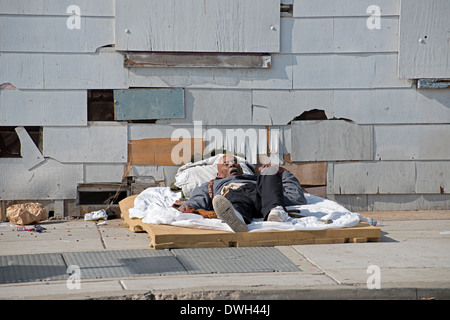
[62,250,187,279]
[172,247,301,274]
[0,253,67,284]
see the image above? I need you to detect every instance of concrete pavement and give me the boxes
[0,211,449,300]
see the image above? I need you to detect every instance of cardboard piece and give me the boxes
[119,195,380,249]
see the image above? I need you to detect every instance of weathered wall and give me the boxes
[1,0,449,216]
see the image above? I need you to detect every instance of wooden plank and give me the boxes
[0,158,82,200]
[290,120,373,161]
[124,52,271,69]
[292,53,411,89]
[0,15,114,52]
[330,161,416,194]
[128,53,293,89]
[283,162,327,186]
[129,138,206,165]
[282,16,398,54]
[0,90,87,126]
[119,195,380,249]
[114,89,184,121]
[115,0,280,52]
[0,0,114,16]
[0,53,44,89]
[293,0,399,17]
[399,0,450,78]
[43,123,128,163]
[15,126,44,170]
[374,125,450,161]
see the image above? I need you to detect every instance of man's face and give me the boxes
[217,155,243,178]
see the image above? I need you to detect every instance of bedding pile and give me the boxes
[128,154,371,233]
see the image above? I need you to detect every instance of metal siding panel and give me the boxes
[15,126,45,170]
[115,0,280,52]
[0,53,44,89]
[399,0,450,78]
[128,53,292,89]
[0,0,114,16]
[293,0,399,17]
[0,16,114,53]
[0,90,87,126]
[374,125,450,161]
[0,158,83,200]
[114,89,184,120]
[181,89,252,125]
[331,161,416,194]
[43,51,127,89]
[415,162,450,194]
[293,53,411,89]
[43,123,128,163]
[282,16,398,54]
[290,120,373,161]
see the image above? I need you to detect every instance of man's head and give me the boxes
[217,155,243,178]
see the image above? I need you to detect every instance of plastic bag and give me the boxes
[6,203,48,225]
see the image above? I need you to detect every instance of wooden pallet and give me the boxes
[119,195,380,250]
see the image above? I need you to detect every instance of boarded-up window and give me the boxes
[0,127,41,158]
[399,0,450,79]
[115,0,280,53]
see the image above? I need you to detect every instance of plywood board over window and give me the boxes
[399,0,450,79]
[115,0,280,52]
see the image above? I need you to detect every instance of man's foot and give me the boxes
[212,195,248,232]
[267,206,290,222]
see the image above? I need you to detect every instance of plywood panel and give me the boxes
[290,120,373,161]
[399,0,450,78]
[0,53,44,89]
[0,16,114,53]
[282,16,398,54]
[283,162,327,186]
[374,125,450,160]
[44,123,128,163]
[128,54,293,89]
[293,0,399,17]
[115,0,280,52]
[114,89,184,121]
[293,53,411,89]
[0,158,82,200]
[330,161,416,194]
[0,90,87,126]
[0,0,114,16]
[129,138,206,166]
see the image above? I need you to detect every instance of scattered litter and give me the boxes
[439,231,450,235]
[15,225,46,233]
[96,221,107,226]
[84,209,108,221]
[6,203,48,225]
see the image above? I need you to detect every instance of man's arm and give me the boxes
[179,181,210,212]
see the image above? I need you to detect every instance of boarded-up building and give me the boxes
[1,0,449,219]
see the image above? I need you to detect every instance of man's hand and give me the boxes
[258,164,286,174]
[179,205,196,213]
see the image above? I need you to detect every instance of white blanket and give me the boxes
[129,187,368,232]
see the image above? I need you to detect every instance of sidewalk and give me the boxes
[1,211,450,300]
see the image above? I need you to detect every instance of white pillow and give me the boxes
[174,154,254,198]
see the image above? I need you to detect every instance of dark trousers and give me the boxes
[223,173,285,224]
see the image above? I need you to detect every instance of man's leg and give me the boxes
[255,173,287,220]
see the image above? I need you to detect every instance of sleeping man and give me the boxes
[178,155,307,232]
